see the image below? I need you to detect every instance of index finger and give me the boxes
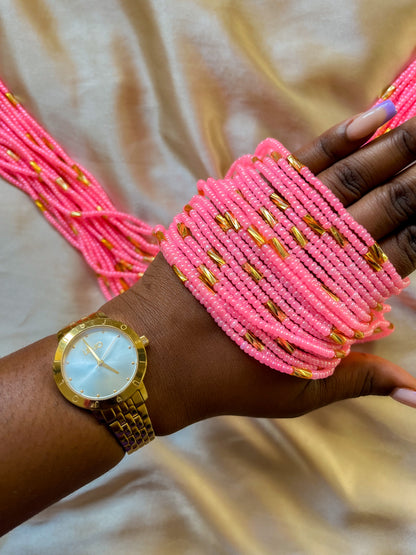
[294,100,396,174]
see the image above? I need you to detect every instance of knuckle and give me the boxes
[386,178,416,222]
[396,224,416,273]
[330,160,368,202]
[392,127,416,159]
[317,134,338,164]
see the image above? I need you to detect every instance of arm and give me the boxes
[2,109,416,535]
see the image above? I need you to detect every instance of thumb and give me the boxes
[315,352,416,408]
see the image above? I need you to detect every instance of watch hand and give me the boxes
[100,361,119,375]
[82,339,102,364]
[101,335,118,361]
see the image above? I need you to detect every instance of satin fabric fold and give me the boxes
[1,1,416,553]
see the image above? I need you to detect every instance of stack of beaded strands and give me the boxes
[0,57,415,379]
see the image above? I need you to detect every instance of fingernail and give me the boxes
[390,387,416,409]
[346,100,397,141]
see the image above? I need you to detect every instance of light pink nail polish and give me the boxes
[346,100,397,141]
[390,388,416,409]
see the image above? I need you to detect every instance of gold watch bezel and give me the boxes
[53,316,148,410]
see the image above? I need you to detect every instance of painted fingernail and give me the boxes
[346,100,397,141]
[390,387,416,409]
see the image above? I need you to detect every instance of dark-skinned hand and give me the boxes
[104,109,416,436]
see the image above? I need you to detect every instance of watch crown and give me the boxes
[140,335,149,347]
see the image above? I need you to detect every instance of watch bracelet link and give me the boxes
[96,388,155,453]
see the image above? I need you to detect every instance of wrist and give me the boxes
[100,253,211,436]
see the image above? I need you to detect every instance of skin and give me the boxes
[1,112,416,535]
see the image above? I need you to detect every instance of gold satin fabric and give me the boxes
[1,1,416,553]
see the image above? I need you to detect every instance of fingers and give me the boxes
[378,225,416,278]
[310,352,416,408]
[294,100,397,175]
[317,117,416,206]
[348,165,416,240]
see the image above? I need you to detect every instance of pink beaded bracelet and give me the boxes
[154,134,408,379]
[1,56,415,379]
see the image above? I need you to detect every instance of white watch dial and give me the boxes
[62,325,138,400]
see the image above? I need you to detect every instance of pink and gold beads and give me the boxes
[155,138,409,379]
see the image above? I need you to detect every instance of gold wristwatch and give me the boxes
[53,312,154,454]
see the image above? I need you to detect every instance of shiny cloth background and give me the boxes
[1,1,416,553]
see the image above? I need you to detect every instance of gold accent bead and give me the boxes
[276,337,295,354]
[292,367,312,379]
[235,189,246,200]
[119,278,130,292]
[264,299,287,322]
[334,350,346,359]
[184,204,193,214]
[177,222,192,238]
[215,213,232,233]
[251,156,261,163]
[26,133,38,144]
[35,199,46,212]
[303,214,326,236]
[101,238,114,250]
[373,327,382,334]
[287,154,304,173]
[224,211,241,232]
[320,283,340,302]
[247,225,266,247]
[115,260,133,271]
[375,303,384,311]
[72,164,90,186]
[242,262,263,282]
[198,265,218,293]
[70,224,78,235]
[5,91,19,106]
[270,151,282,163]
[71,211,82,217]
[172,265,188,283]
[6,149,19,161]
[268,237,289,259]
[30,160,42,174]
[42,137,55,150]
[329,328,348,345]
[363,243,388,272]
[380,84,396,100]
[328,226,347,247]
[382,126,392,135]
[290,226,308,247]
[259,206,277,228]
[154,230,166,243]
[215,211,241,233]
[55,177,69,190]
[244,331,265,351]
[354,330,365,339]
[388,322,394,330]
[207,248,226,267]
[270,192,290,211]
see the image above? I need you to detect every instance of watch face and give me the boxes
[54,318,147,408]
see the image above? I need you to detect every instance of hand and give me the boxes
[104,110,416,436]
